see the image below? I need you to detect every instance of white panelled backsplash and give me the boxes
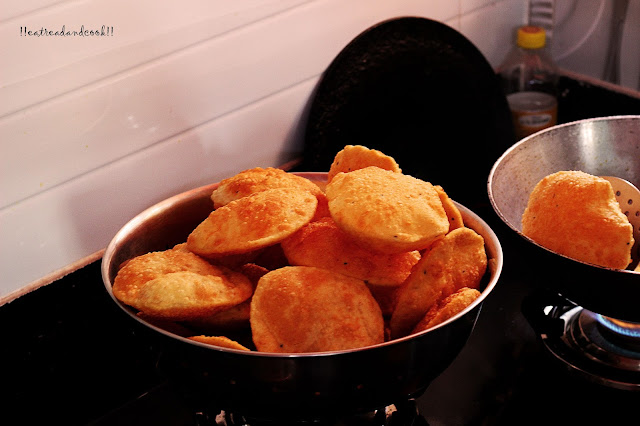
[553,0,640,91]
[0,0,529,302]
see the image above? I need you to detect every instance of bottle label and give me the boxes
[507,92,558,139]
[518,114,553,128]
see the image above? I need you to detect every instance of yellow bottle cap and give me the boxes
[517,26,546,49]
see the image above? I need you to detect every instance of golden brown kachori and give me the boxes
[281,217,421,286]
[250,244,290,271]
[237,263,270,286]
[210,167,324,208]
[111,143,493,351]
[411,287,481,334]
[187,187,317,258]
[172,242,261,269]
[390,227,487,338]
[187,335,250,351]
[522,170,634,269]
[250,266,384,353]
[435,185,464,231]
[366,282,401,317]
[185,299,252,332]
[135,269,253,321]
[326,166,449,254]
[327,145,401,183]
[113,249,229,310]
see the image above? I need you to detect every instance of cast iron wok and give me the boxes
[488,115,640,323]
[102,172,503,421]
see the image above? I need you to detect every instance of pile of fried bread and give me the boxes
[112,145,489,353]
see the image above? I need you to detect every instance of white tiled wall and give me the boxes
[0,0,529,303]
[552,0,640,91]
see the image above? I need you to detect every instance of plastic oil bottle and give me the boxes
[498,26,558,140]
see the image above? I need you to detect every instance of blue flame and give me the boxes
[596,315,640,339]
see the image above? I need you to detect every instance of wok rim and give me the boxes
[102,172,504,358]
[487,114,640,276]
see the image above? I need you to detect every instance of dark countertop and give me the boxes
[2,75,640,425]
[3,211,638,426]
[0,261,166,424]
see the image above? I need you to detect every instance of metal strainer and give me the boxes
[488,115,640,322]
[602,176,640,265]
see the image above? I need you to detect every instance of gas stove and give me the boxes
[2,75,640,426]
[170,399,427,426]
[524,288,640,391]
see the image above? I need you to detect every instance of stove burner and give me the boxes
[536,303,640,390]
[194,399,428,426]
[596,315,640,348]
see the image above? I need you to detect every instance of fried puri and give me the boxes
[237,263,270,286]
[434,185,464,231]
[522,171,634,269]
[326,167,449,254]
[411,287,481,334]
[113,248,229,309]
[135,269,253,321]
[187,335,250,351]
[250,266,384,353]
[172,242,260,269]
[113,144,495,350]
[366,282,401,317]
[186,299,252,332]
[281,217,420,286]
[327,145,402,182]
[187,187,317,258]
[251,244,290,271]
[210,167,324,208]
[390,227,487,338]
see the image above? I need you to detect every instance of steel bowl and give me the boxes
[488,115,640,322]
[102,172,503,420]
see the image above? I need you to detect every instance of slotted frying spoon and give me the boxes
[602,176,640,266]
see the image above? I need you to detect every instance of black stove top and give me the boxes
[2,75,640,426]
